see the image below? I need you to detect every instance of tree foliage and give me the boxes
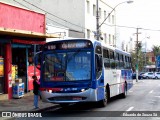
[152,45,160,56]
[131,51,145,72]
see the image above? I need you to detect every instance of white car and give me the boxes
[152,72,160,79]
[142,72,154,79]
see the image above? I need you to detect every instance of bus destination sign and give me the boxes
[44,40,92,50]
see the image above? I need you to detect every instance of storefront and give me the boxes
[0,43,5,94]
[11,40,44,92]
[0,2,58,99]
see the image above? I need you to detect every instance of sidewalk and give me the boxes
[0,92,58,112]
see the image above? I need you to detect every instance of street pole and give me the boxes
[135,28,141,82]
[144,40,147,71]
[34,44,36,75]
[96,0,133,41]
[96,0,99,40]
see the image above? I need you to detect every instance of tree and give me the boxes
[131,51,144,72]
[152,45,160,56]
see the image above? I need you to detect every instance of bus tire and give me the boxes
[121,83,127,98]
[99,97,107,107]
[98,86,110,107]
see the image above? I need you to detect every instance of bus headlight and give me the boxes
[81,89,85,92]
[49,90,52,93]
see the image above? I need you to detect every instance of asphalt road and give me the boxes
[12,79,160,120]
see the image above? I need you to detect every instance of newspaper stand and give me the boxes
[12,80,24,98]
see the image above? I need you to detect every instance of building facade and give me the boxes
[1,0,116,46]
[0,2,56,99]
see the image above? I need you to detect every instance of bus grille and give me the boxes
[48,96,87,101]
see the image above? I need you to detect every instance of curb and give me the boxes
[31,104,60,112]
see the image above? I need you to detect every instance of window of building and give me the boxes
[108,13,111,23]
[112,35,115,45]
[104,10,106,19]
[87,0,90,14]
[104,33,107,44]
[109,34,111,44]
[93,4,96,16]
[112,15,115,24]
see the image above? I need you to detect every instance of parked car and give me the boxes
[142,72,154,79]
[132,72,144,79]
[152,72,160,79]
[139,72,145,79]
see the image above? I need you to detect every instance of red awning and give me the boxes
[12,39,45,45]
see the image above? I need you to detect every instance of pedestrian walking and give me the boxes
[32,75,40,109]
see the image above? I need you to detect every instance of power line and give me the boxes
[13,0,85,31]
[13,0,69,28]
[13,0,98,37]
[21,0,85,30]
[104,23,160,32]
[14,0,146,38]
[13,0,98,35]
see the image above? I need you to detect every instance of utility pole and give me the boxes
[96,0,133,41]
[135,28,141,82]
[96,0,99,40]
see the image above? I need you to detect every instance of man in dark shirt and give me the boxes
[32,75,40,109]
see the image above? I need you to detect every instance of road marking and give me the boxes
[126,107,134,111]
[149,90,153,94]
[128,90,133,92]
[154,96,160,98]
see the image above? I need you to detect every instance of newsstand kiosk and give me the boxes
[12,79,24,98]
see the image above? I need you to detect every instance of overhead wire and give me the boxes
[22,0,85,30]
[13,0,97,35]
[12,0,160,37]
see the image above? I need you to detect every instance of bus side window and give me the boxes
[96,54,102,72]
[110,50,116,69]
[116,52,120,69]
[95,45,102,79]
[103,49,110,68]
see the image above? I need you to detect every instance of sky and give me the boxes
[110,0,160,51]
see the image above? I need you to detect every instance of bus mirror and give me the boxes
[34,51,42,70]
[96,54,102,71]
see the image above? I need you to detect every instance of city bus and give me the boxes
[34,38,133,107]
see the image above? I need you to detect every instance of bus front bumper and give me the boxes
[40,88,97,104]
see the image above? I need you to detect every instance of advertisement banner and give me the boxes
[28,66,40,91]
[156,56,160,68]
[0,58,4,77]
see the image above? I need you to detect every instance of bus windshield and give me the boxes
[43,50,92,81]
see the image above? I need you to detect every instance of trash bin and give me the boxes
[12,82,24,98]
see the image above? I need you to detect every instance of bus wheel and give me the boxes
[98,88,108,107]
[99,97,107,107]
[121,83,127,98]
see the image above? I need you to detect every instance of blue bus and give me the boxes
[34,38,133,107]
